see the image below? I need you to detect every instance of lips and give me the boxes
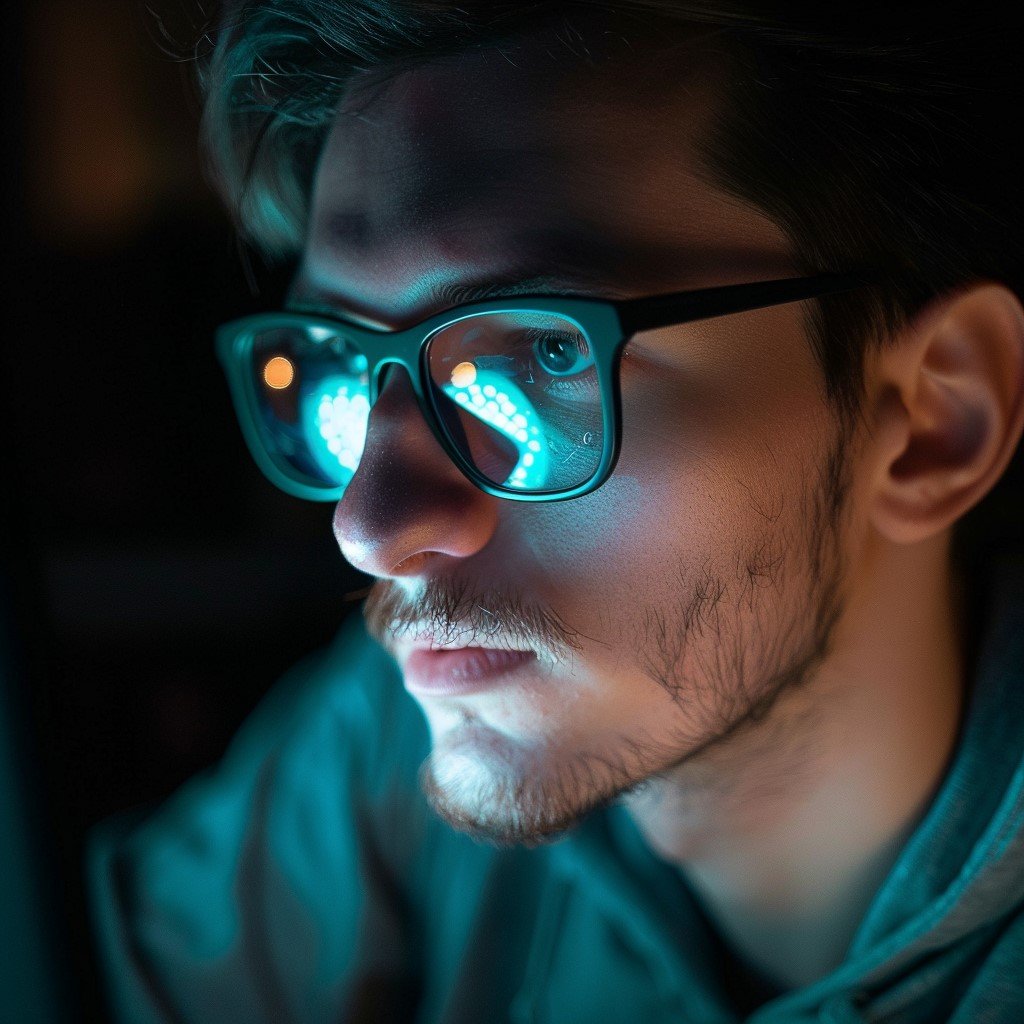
[403,645,537,696]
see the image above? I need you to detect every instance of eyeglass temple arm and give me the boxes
[614,272,873,337]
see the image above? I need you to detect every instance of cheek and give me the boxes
[615,312,830,532]
[510,390,733,646]
[603,361,761,564]
[520,333,829,604]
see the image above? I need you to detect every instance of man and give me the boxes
[89,3,1024,1022]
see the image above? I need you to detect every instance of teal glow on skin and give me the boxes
[293,19,1024,992]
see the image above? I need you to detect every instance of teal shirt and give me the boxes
[88,553,1024,1023]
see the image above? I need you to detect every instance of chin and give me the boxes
[415,724,627,849]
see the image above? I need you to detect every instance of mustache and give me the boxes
[362,576,588,666]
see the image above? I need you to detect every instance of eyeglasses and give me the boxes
[216,272,869,503]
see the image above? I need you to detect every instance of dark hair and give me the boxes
[196,2,1022,561]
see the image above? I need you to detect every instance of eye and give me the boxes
[530,331,593,377]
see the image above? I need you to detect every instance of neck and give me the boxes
[622,529,967,989]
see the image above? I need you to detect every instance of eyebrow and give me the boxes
[287,271,626,330]
[425,275,617,307]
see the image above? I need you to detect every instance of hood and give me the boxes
[526,549,1024,1024]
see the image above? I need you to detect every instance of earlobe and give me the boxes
[868,283,1024,546]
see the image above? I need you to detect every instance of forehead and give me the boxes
[298,28,793,328]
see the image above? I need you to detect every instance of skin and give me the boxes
[289,22,1024,995]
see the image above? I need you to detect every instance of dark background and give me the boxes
[4,2,366,1019]
[3,4,1023,1023]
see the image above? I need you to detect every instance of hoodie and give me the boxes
[88,550,1024,1023]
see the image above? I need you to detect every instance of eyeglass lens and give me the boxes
[246,311,605,496]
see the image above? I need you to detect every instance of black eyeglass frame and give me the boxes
[216,272,871,503]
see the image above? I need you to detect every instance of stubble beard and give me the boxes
[411,433,854,849]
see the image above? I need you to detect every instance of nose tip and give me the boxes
[331,363,499,578]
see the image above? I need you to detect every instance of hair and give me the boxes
[194,1,1022,567]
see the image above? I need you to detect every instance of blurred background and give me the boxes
[4,4,1023,1023]
[3,2,365,1020]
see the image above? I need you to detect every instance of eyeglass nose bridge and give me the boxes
[358,340,481,490]
[363,355,442,442]
[357,318,445,420]
[342,316,428,403]
[368,355,409,404]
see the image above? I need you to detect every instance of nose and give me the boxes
[332,364,500,578]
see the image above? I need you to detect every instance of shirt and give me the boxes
[88,549,1024,1023]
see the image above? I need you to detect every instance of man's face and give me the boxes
[295,28,857,848]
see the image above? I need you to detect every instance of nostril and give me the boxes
[392,552,431,573]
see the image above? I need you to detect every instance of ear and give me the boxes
[865,282,1024,546]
